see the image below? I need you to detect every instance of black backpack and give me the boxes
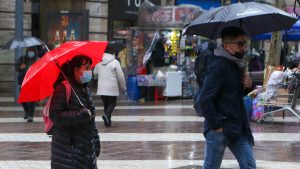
[193,42,217,116]
[194,49,211,86]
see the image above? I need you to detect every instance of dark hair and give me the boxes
[221,27,246,41]
[56,55,92,83]
[105,46,115,55]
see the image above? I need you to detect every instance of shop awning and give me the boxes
[254,20,300,41]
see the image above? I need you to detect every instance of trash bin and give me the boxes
[126,75,140,101]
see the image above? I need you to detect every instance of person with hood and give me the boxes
[15,47,39,122]
[199,27,255,169]
[94,47,126,127]
[49,55,100,169]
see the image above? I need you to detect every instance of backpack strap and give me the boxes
[61,81,72,103]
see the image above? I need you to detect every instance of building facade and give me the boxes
[0,0,297,96]
[0,0,173,95]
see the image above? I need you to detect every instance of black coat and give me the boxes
[49,79,100,169]
[15,56,37,85]
[150,39,165,67]
[199,55,254,145]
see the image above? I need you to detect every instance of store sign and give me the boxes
[138,5,203,27]
[110,0,161,20]
[175,0,221,10]
[175,0,238,10]
[175,7,202,24]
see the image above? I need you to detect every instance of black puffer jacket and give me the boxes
[49,78,100,169]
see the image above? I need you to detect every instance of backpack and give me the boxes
[194,49,214,86]
[43,81,71,135]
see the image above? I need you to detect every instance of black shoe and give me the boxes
[23,114,28,119]
[102,115,109,127]
[108,116,111,127]
[27,116,33,123]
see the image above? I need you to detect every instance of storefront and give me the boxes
[107,0,162,41]
[253,6,300,68]
[40,0,89,49]
[124,4,204,100]
[44,11,89,49]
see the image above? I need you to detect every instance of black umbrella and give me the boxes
[107,41,126,54]
[183,2,298,39]
[3,36,46,50]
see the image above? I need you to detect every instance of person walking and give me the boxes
[49,55,100,169]
[15,47,38,122]
[94,47,126,127]
[199,27,256,169]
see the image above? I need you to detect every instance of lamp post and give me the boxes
[15,0,24,102]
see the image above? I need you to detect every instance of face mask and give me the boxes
[80,70,92,84]
[233,51,244,59]
[27,51,35,58]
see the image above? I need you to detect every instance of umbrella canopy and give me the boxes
[18,41,108,103]
[184,2,298,39]
[108,41,126,54]
[3,36,45,49]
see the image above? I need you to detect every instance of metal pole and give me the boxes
[15,0,24,102]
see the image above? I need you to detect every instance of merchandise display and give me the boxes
[124,4,204,100]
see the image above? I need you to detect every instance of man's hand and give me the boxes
[243,72,252,89]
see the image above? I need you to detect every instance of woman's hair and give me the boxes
[56,55,92,83]
[105,46,115,55]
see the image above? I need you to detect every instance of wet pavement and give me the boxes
[0,97,299,168]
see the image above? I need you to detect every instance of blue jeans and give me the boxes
[202,130,256,169]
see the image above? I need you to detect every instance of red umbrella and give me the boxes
[18,41,108,103]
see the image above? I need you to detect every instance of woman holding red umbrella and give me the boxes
[17,41,108,168]
[49,55,100,169]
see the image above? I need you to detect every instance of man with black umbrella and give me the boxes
[199,27,255,169]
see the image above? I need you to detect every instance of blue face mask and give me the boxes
[80,70,92,84]
[27,51,35,58]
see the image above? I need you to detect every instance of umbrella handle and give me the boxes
[54,60,84,107]
[44,44,50,52]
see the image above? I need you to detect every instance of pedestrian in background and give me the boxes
[199,27,256,169]
[194,40,218,88]
[49,55,100,169]
[94,47,126,127]
[15,47,38,122]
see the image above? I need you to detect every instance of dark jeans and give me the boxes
[203,130,256,169]
[101,96,117,117]
[21,102,35,117]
